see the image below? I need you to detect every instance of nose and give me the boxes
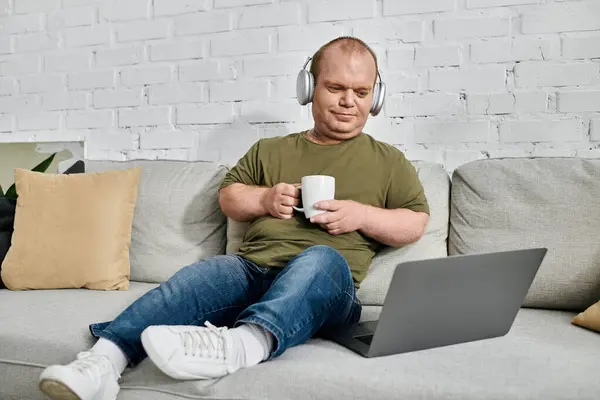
[339,89,355,108]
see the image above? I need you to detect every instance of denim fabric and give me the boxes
[89,245,361,366]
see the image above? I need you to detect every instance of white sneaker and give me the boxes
[39,352,120,400]
[141,321,245,380]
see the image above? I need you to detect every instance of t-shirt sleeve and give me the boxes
[385,153,430,215]
[219,140,264,190]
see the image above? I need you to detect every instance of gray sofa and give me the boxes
[1,157,599,400]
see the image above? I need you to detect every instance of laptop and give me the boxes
[329,247,547,358]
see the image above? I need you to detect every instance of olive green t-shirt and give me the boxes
[219,131,429,286]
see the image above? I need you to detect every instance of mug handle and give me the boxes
[292,186,303,212]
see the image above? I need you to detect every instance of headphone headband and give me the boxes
[302,57,312,70]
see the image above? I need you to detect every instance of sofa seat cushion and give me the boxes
[0,283,158,399]
[121,309,600,400]
[2,285,599,400]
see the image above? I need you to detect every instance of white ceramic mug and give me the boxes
[292,175,335,219]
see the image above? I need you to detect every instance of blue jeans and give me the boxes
[89,245,362,367]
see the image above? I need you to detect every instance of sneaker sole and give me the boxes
[39,379,80,400]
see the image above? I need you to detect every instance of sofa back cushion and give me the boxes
[85,160,228,283]
[449,158,600,311]
[226,160,451,306]
[357,161,450,305]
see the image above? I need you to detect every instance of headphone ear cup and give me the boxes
[296,69,314,106]
[370,83,380,114]
[308,71,314,103]
[370,81,386,116]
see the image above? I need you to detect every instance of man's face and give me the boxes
[311,47,377,142]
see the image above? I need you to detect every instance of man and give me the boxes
[38,36,429,400]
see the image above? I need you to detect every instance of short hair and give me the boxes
[309,36,378,85]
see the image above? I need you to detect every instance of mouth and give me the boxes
[332,112,356,121]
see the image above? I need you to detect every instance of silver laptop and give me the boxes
[329,248,547,358]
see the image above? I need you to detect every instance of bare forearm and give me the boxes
[360,206,429,247]
[219,183,268,222]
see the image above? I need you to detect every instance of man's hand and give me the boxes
[260,183,300,220]
[310,200,367,236]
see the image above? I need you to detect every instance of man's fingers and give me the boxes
[280,184,300,198]
[317,221,340,232]
[311,211,340,224]
[291,183,301,198]
[279,196,299,207]
[325,222,340,231]
[313,199,341,211]
[310,214,327,224]
[276,204,294,216]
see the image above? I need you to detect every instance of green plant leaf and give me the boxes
[3,153,57,200]
[0,184,3,197]
[4,183,16,199]
[31,152,57,173]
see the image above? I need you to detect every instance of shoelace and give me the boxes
[179,321,228,359]
[73,352,120,381]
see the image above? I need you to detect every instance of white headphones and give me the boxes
[296,57,386,117]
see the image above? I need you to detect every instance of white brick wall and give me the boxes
[93,89,142,109]
[239,3,301,28]
[0,78,16,95]
[67,110,114,129]
[415,45,462,67]
[499,120,585,143]
[562,36,600,59]
[429,66,507,92]
[308,0,376,23]
[43,92,88,111]
[434,17,510,40]
[149,83,206,105]
[0,0,598,171]
[522,2,600,34]
[384,0,454,16]
[139,129,196,149]
[153,0,210,17]
[515,63,599,88]
[175,11,232,35]
[119,107,170,127]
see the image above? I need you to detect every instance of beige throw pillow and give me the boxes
[1,167,141,291]
[572,301,600,333]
